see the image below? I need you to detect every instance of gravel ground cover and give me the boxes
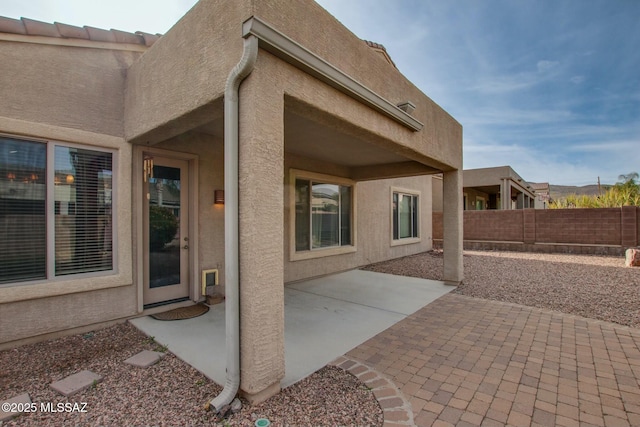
[364,249,640,328]
[4,249,638,426]
[1,322,382,426]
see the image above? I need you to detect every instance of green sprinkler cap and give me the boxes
[255,419,270,427]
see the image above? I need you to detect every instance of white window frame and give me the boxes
[390,187,421,247]
[0,136,118,288]
[289,169,356,261]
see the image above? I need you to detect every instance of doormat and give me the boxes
[151,303,209,321]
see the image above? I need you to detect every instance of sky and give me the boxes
[2,0,639,186]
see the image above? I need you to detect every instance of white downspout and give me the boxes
[209,34,258,412]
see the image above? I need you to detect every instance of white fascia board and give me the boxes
[242,17,424,132]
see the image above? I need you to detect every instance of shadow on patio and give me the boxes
[130,269,453,387]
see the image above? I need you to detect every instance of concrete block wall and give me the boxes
[463,210,523,242]
[523,209,535,244]
[432,207,640,255]
[534,208,621,245]
[622,206,639,248]
[433,211,444,240]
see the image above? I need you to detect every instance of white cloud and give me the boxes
[469,74,539,94]
[463,140,619,186]
[460,107,573,127]
[566,140,639,152]
[570,75,586,84]
[465,143,524,153]
[537,60,560,72]
[470,59,563,95]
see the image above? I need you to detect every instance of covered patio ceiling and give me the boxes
[192,96,443,182]
[283,97,443,181]
[470,185,501,195]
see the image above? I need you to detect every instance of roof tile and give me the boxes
[112,29,144,45]
[84,25,116,43]
[22,17,61,38]
[136,31,161,47]
[0,15,161,47]
[54,21,89,39]
[364,40,385,50]
[363,39,397,68]
[0,16,26,35]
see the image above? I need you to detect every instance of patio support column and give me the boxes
[443,169,463,284]
[237,63,285,403]
[501,179,510,210]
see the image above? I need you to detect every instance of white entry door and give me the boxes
[143,156,190,307]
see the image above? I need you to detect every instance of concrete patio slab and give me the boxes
[130,269,453,388]
[124,350,165,368]
[0,393,31,422]
[130,301,227,384]
[287,270,452,316]
[50,370,102,397]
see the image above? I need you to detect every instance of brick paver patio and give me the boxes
[346,293,640,427]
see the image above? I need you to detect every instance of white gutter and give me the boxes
[208,34,258,413]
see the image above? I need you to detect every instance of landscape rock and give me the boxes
[230,398,243,413]
[625,248,640,267]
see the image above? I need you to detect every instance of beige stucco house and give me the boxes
[0,0,463,404]
[530,182,551,209]
[433,166,537,211]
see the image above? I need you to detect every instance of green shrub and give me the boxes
[550,172,639,208]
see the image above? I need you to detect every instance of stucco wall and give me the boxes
[0,40,139,137]
[0,286,137,345]
[125,0,462,171]
[284,157,433,283]
[253,0,461,171]
[0,40,137,347]
[236,67,286,396]
[124,0,253,144]
[464,166,517,187]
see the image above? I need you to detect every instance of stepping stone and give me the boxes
[124,350,165,368]
[0,393,32,422]
[50,370,102,397]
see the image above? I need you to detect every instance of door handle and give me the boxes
[182,245,189,250]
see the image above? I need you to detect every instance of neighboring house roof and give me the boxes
[0,16,161,47]
[529,182,550,202]
[529,182,550,192]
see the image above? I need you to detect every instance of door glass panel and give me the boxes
[148,165,181,288]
